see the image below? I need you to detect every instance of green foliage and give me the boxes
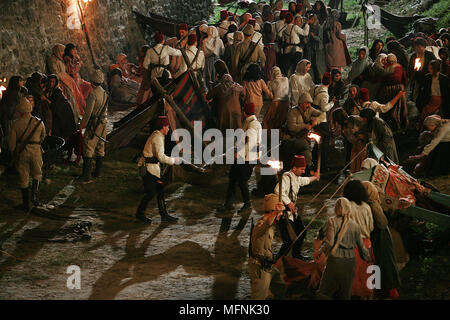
[420,0,450,30]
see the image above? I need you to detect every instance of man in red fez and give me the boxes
[136,115,182,223]
[274,154,320,260]
[217,103,262,213]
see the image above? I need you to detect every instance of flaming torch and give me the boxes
[76,0,97,68]
[414,58,422,71]
[0,77,7,100]
[308,132,322,173]
[268,160,283,202]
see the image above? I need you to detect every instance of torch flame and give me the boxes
[267,160,283,171]
[414,58,422,71]
[307,132,322,144]
[0,85,6,98]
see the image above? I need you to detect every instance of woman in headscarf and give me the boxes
[242,63,273,117]
[206,74,243,131]
[342,84,361,116]
[410,115,450,177]
[63,43,93,101]
[263,67,290,131]
[378,53,408,131]
[25,72,52,134]
[348,46,372,86]
[289,59,314,106]
[386,40,409,71]
[46,74,80,165]
[48,43,85,118]
[203,26,225,91]
[323,9,351,70]
[332,109,367,170]
[362,181,401,300]
[361,53,391,101]
[316,197,371,300]
[343,179,374,299]
[312,0,328,25]
[360,107,399,164]
[0,76,27,150]
[368,39,386,62]
[262,22,277,82]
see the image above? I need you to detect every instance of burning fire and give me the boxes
[0,85,6,99]
[82,0,92,3]
[267,160,283,171]
[307,132,322,144]
[414,58,422,71]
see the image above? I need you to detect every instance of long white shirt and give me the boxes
[143,130,175,178]
[203,37,224,57]
[283,23,310,54]
[143,43,182,79]
[362,100,393,117]
[268,77,290,102]
[177,45,205,77]
[312,85,334,123]
[423,122,450,155]
[274,171,311,221]
[237,115,262,162]
[289,72,315,106]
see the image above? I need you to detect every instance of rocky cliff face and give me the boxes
[0,0,212,80]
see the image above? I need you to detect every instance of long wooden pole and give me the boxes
[77,0,98,68]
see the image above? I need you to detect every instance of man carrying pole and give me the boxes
[274,155,320,260]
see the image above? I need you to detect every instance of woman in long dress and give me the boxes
[323,9,351,70]
[263,67,290,131]
[242,63,273,117]
[202,26,224,91]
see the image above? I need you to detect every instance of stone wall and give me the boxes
[0,0,213,81]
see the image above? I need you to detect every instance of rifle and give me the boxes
[9,117,43,167]
[86,91,108,141]
[236,35,262,75]
[248,217,254,258]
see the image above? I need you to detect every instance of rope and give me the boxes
[282,142,371,256]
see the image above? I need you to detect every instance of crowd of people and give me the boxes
[0,0,449,301]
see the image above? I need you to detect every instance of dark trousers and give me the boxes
[137,172,165,214]
[314,122,331,169]
[277,213,307,259]
[224,163,255,205]
[288,51,303,76]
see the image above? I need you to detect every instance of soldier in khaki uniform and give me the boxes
[80,69,108,182]
[232,24,266,82]
[248,193,284,300]
[136,116,182,224]
[8,97,46,211]
[285,92,321,168]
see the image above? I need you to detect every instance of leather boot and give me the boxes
[135,195,152,224]
[93,156,103,178]
[237,180,252,213]
[158,192,178,222]
[20,188,31,212]
[31,179,40,206]
[81,157,93,182]
[217,182,235,212]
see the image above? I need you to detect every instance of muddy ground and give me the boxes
[1,98,449,300]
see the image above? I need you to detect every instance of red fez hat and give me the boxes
[280,9,288,20]
[227,11,234,17]
[156,116,169,129]
[321,72,332,85]
[359,88,370,102]
[187,33,197,45]
[296,4,303,13]
[249,18,256,27]
[220,10,228,20]
[179,24,188,32]
[244,103,256,115]
[285,13,294,24]
[154,31,164,43]
[292,155,306,168]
